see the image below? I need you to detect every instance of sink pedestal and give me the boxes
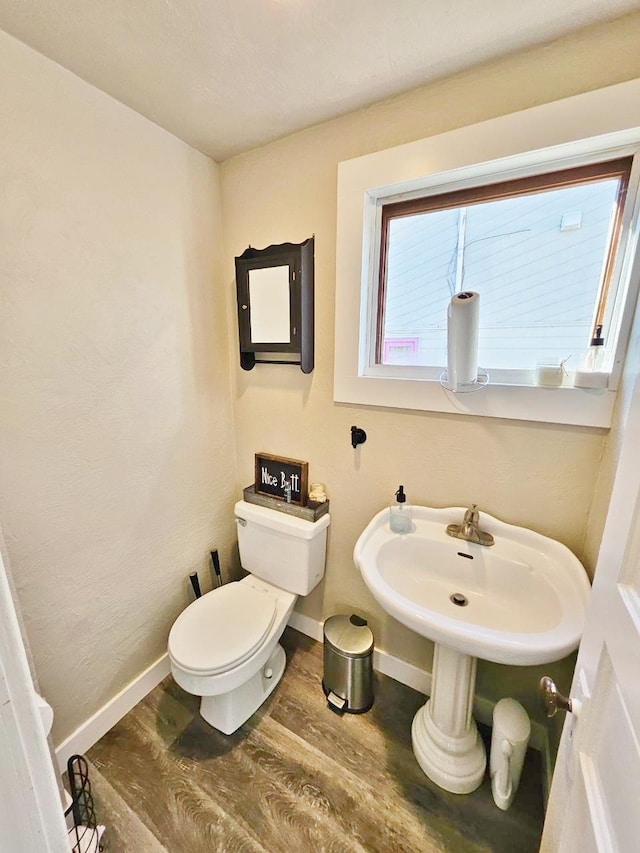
[411,643,486,794]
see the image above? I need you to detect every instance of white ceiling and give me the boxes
[1,0,640,161]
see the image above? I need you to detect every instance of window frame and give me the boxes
[375,158,632,368]
[334,79,640,427]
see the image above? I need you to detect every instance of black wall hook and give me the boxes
[351,426,367,449]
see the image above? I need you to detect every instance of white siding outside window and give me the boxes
[382,180,620,372]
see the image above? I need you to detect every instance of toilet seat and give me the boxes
[168,583,277,676]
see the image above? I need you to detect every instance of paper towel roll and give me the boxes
[447,291,480,391]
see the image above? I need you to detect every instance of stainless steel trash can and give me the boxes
[322,614,374,714]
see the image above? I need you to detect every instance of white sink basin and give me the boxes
[354,505,590,666]
[355,505,591,794]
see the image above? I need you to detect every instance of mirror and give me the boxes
[248,266,291,344]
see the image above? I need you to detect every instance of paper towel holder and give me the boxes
[439,367,490,393]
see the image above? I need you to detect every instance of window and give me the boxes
[334,79,640,427]
[377,159,632,378]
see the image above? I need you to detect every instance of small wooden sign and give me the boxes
[254,453,309,506]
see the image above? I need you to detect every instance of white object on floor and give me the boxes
[34,692,54,736]
[68,824,105,853]
[168,501,330,734]
[490,698,531,810]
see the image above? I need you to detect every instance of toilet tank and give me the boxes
[234,500,330,595]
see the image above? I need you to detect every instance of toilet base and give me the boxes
[199,643,286,734]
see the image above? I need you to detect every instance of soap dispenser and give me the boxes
[583,324,606,370]
[574,323,608,388]
[390,485,412,534]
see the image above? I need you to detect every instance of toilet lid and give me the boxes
[168,583,277,675]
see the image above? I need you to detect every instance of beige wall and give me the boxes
[0,31,239,743]
[220,13,640,724]
[3,11,640,749]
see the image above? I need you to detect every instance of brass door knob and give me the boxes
[539,676,576,717]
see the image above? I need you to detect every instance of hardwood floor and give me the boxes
[87,628,544,852]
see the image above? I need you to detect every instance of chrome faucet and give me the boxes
[446,504,494,547]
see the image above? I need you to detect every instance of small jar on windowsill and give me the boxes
[535,356,569,388]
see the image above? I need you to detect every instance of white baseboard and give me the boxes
[373,646,432,694]
[54,653,170,773]
[288,610,552,794]
[53,609,553,798]
[287,610,324,642]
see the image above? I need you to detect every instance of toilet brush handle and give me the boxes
[210,550,222,587]
[189,572,202,599]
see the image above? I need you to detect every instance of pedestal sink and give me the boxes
[354,506,590,794]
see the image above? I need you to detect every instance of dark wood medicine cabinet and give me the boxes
[235,237,314,373]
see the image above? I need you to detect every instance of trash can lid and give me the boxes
[323,614,374,658]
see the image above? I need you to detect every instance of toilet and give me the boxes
[168,500,330,734]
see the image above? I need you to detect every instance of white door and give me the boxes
[0,549,69,853]
[541,368,640,852]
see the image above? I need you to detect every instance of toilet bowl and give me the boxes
[169,576,296,733]
[168,500,330,734]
